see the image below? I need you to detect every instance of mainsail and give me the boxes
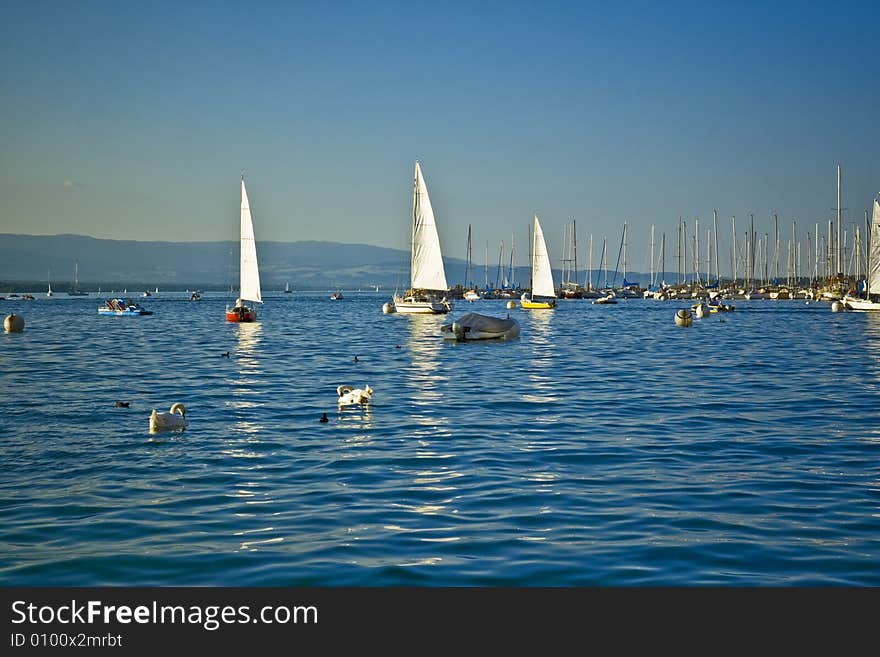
[239,177,262,304]
[869,199,880,295]
[531,214,556,298]
[410,162,448,291]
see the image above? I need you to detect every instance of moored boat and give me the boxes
[98,298,153,316]
[441,312,520,341]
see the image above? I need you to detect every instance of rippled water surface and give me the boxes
[2,292,879,585]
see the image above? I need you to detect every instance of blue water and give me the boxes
[1,292,879,585]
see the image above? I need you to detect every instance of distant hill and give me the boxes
[0,233,646,291]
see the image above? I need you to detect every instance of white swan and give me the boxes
[149,402,187,433]
[337,385,373,407]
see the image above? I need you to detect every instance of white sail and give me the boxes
[239,177,262,304]
[531,214,556,298]
[410,162,448,291]
[869,199,880,295]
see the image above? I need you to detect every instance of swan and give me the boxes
[149,403,187,433]
[337,385,373,407]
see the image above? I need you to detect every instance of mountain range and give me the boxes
[0,233,644,291]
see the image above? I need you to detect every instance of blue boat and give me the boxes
[97,298,153,316]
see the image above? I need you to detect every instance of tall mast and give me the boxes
[731,216,737,288]
[750,213,756,289]
[774,213,779,283]
[661,233,666,285]
[496,240,504,289]
[572,220,578,290]
[485,240,489,287]
[713,210,719,286]
[509,235,516,289]
[707,229,711,288]
[836,163,842,275]
[650,223,655,288]
[587,234,594,290]
[466,224,472,287]
[677,218,682,286]
[682,220,688,286]
[602,235,608,289]
[560,224,569,288]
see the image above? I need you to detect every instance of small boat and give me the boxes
[284,282,292,294]
[520,214,557,309]
[22,294,35,301]
[592,292,618,305]
[441,312,520,341]
[463,289,482,301]
[67,260,88,296]
[98,297,153,316]
[391,161,453,314]
[47,270,53,297]
[190,291,202,301]
[226,176,263,323]
[330,290,344,300]
[142,290,151,297]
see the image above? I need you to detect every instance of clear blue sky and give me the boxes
[1,0,877,275]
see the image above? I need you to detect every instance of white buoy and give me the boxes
[506,300,516,310]
[674,309,693,327]
[831,301,843,312]
[382,301,395,314]
[4,313,24,333]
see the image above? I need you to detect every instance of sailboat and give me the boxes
[843,198,880,310]
[284,282,292,294]
[225,176,262,322]
[46,270,53,297]
[391,161,452,314]
[521,214,557,309]
[67,260,88,296]
[463,224,481,301]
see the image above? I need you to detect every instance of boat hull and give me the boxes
[520,298,556,309]
[441,312,520,341]
[393,294,452,314]
[97,308,152,316]
[842,296,880,311]
[226,308,257,322]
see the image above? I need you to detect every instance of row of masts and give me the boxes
[463,208,872,292]
[461,165,870,292]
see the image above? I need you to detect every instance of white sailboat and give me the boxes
[392,161,452,314]
[226,176,263,322]
[843,198,880,310]
[46,270,53,297]
[521,214,557,309]
[284,281,291,293]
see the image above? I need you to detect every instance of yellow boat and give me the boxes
[520,214,557,310]
[521,298,556,309]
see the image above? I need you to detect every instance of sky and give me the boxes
[1,0,877,277]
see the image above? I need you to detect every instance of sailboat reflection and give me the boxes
[521,309,557,404]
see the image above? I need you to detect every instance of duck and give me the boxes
[336,385,373,407]
[221,351,230,358]
[115,401,130,408]
[319,412,329,423]
[354,355,359,363]
[149,403,187,433]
